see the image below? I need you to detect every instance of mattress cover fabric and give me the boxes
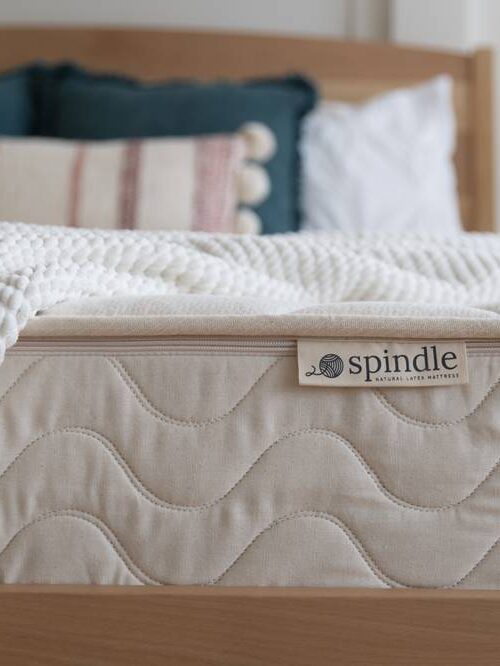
[26,299,500,341]
[3,223,500,586]
[2,336,500,587]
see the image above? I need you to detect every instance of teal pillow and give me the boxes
[0,67,33,135]
[41,66,317,233]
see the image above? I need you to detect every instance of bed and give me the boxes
[0,26,498,666]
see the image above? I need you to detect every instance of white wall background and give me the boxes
[391,0,490,50]
[0,0,389,40]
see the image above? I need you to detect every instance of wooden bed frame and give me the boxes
[0,27,499,665]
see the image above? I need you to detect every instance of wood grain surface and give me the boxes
[0,586,499,665]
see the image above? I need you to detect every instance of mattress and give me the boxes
[3,300,500,588]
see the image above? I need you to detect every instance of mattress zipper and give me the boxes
[8,337,297,356]
[7,337,500,357]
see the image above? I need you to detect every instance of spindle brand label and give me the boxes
[297,340,468,388]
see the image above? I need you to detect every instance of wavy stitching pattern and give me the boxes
[450,534,500,587]
[2,357,500,585]
[374,374,500,428]
[214,518,500,588]
[0,509,401,587]
[107,356,281,427]
[4,354,500,433]
[2,425,498,512]
[164,511,500,588]
[2,509,498,588]
[0,510,153,584]
[0,357,43,406]
[212,511,396,587]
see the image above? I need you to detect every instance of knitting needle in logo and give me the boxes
[305,353,344,379]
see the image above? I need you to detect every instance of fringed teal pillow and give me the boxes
[0,67,34,136]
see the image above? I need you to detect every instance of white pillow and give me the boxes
[300,76,462,234]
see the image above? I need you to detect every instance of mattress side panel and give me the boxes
[1,348,500,587]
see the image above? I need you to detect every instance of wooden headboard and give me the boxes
[0,27,494,232]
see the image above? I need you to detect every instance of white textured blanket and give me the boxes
[2,222,500,359]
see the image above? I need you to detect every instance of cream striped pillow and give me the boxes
[0,124,274,233]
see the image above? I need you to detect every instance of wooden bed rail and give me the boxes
[0,586,499,665]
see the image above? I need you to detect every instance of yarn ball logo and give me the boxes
[305,353,344,379]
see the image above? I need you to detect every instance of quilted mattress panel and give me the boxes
[2,337,500,587]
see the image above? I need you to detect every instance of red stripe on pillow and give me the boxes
[193,137,242,232]
[119,141,142,229]
[67,145,85,227]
